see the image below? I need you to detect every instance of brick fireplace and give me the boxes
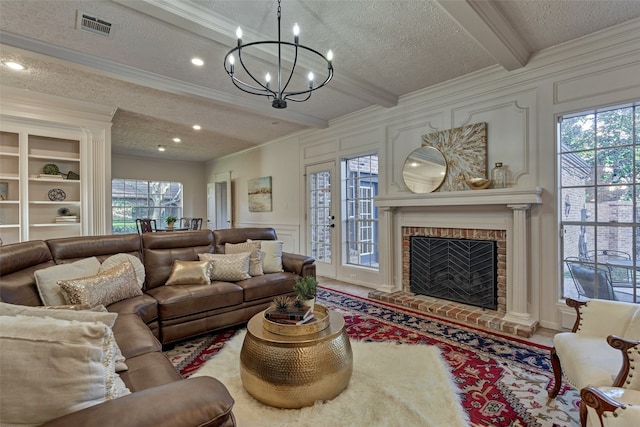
[403,227,506,312]
[371,188,542,338]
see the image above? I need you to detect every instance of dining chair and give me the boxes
[136,218,157,234]
[180,217,203,230]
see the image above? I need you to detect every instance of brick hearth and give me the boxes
[367,226,536,338]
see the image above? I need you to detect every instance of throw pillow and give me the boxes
[0,315,130,426]
[0,302,128,372]
[165,260,212,285]
[34,257,101,306]
[198,252,251,281]
[249,239,284,273]
[225,241,263,276]
[58,261,143,307]
[100,253,146,288]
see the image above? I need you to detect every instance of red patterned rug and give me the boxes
[165,287,579,426]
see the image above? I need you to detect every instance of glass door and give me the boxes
[306,162,336,278]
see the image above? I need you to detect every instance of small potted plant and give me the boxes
[293,275,317,310]
[166,215,178,229]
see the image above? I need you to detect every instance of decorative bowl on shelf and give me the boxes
[465,177,492,190]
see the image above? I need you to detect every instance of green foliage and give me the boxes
[293,276,317,301]
[166,215,178,225]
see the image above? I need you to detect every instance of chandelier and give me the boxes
[223,0,333,109]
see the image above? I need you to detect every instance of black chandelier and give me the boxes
[223,0,333,109]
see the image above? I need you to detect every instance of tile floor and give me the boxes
[318,276,556,347]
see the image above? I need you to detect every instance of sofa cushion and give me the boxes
[225,241,263,276]
[147,281,244,320]
[34,256,101,306]
[58,261,143,307]
[199,252,251,281]
[0,315,130,426]
[117,351,184,393]
[100,253,146,288]
[237,272,297,302]
[166,260,211,285]
[107,293,159,325]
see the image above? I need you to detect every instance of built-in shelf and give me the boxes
[31,223,81,227]
[375,187,543,208]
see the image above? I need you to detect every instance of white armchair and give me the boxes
[549,298,640,426]
[581,341,640,426]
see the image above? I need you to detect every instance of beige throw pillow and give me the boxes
[0,302,128,372]
[100,253,146,288]
[165,260,212,285]
[58,261,143,307]
[225,241,263,276]
[0,315,130,427]
[34,257,101,306]
[199,252,251,281]
[249,240,284,273]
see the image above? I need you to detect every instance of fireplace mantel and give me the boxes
[375,187,543,209]
[375,186,544,329]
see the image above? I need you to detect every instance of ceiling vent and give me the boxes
[76,11,113,38]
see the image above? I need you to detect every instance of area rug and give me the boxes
[189,329,469,426]
[166,287,580,426]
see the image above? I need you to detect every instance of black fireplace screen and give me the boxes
[410,236,497,310]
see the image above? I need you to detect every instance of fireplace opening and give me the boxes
[410,236,497,310]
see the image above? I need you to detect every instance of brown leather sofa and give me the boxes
[0,227,316,426]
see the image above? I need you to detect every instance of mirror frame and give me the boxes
[402,146,447,193]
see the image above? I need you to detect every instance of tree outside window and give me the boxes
[112,179,183,233]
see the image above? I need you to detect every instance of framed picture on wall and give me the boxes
[0,182,8,201]
[248,176,272,212]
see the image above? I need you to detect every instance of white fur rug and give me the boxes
[191,330,469,427]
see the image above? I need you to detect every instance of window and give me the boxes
[342,154,379,268]
[112,179,183,233]
[559,103,639,302]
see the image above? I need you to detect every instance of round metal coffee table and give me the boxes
[240,305,353,408]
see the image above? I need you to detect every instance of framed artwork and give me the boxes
[422,122,487,192]
[0,182,7,201]
[248,176,272,212]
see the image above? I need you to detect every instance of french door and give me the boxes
[306,162,337,278]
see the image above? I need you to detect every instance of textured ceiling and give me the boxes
[1,0,640,162]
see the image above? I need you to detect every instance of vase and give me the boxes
[304,297,315,311]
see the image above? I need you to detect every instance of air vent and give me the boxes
[76,11,112,37]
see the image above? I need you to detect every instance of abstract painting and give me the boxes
[422,122,487,191]
[248,176,272,212]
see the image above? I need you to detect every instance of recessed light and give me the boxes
[191,58,204,66]
[4,61,25,71]
[172,137,181,143]
[158,145,166,152]
[192,124,201,130]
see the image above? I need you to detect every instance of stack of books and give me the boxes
[264,306,315,325]
[56,215,79,223]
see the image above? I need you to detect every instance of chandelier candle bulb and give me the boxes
[293,23,299,43]
[236,27,242,46]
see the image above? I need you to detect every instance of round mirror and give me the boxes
[402,146,447,193]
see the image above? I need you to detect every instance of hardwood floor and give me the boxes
[318,276,555,347]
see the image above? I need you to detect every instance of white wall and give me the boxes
[112,154,207,229]
[205,19,640,330]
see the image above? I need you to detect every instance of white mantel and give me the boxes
[375,187,543,208]
[375,187,544,328]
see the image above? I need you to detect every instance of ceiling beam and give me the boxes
[435,0,530,71]
[115,0,398,108]
[0,32,328,128]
